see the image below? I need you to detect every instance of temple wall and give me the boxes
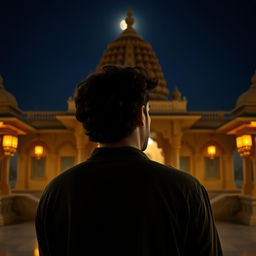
[177,132,237,190]
[15,132,77,191]
[12,125,240,193]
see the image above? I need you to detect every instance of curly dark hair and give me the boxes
[75,65,157,143]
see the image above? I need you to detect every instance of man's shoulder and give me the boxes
[43,157,201,197]
[133,159,205,206]
[148,160,199,184]
[41,161,88,194]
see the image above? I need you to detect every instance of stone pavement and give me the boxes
[0,221,256,255]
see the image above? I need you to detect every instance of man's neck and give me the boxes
[99,129,142,150]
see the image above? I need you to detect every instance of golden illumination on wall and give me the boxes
[207,145,216,159]
[34,248,39,256]
[236,134,252,157]
[34,145,44,159]
[2,135,18,156]
[250,121,256,127]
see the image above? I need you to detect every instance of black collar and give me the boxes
[89,146,149,161]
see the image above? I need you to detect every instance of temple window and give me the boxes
[31,157,46,179]
[204,157,220,179]
[57,143,76,173]
[60,156,75,172]
[9,153,18,188]
[180,156,190,172]
[180,142,193,174]
[233,151,243,188]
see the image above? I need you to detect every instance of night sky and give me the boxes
[1,0,256,111]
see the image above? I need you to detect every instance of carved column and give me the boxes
[242,157,254,195]
[75,135,87,164]
[170,121,182,169]
[156,133,172,166]
[0,156,11,195]
[15,153,27,190]
[252,158,256,197]
[194,152,204,183]
[75,125,90,164]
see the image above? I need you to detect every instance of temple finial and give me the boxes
[125,7,134,28]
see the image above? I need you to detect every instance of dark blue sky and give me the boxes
[1,0,256,111]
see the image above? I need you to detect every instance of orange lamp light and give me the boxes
[207,145,216,159]
[2,135,18,156]
[236,135,252,157]
[34,145,44,159]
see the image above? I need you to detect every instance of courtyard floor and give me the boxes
[0,221,256,255]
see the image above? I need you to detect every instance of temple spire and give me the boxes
[125,7,134,29]
[96,7,169,100]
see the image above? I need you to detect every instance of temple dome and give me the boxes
[96,8,169,100]
[0,75,19,108]
[236,71,256,108]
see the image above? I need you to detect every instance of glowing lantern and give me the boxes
[34,145,44,159]
[207,145,216,159]
[236,135,252,157]
[2,135,18,156]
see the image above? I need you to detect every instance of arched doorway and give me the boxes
[144,137,164,164]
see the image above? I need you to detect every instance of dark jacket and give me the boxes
[35,146,223,256]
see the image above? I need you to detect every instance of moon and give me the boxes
[120,19,127,30]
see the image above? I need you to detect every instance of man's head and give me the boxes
[75,65,157,150]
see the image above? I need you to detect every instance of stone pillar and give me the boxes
[170,121,182,169]
[0,157,11,195]
[172,146,180,169]
[194,153,204,183]
[76,138,86,164]
[163,141,172,166]
[252,158,256,197]
[156,134,172,166]
[242,157,254,195]
[75,125,90,164]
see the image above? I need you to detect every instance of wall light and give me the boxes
[2,135,18,156]
[236,134,252,157]
[34,145,44,159]
[207,145,216,159]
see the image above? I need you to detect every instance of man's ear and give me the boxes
[137,105,145,126]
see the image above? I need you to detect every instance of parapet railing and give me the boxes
[21,110,233,121]
[22,111,68,121]
[189,111,233,120]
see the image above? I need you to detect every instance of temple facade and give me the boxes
[1,9,256,225]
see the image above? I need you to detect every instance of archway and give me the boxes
[144,137,164,164]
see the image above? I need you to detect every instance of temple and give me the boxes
[1,9,256,226]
